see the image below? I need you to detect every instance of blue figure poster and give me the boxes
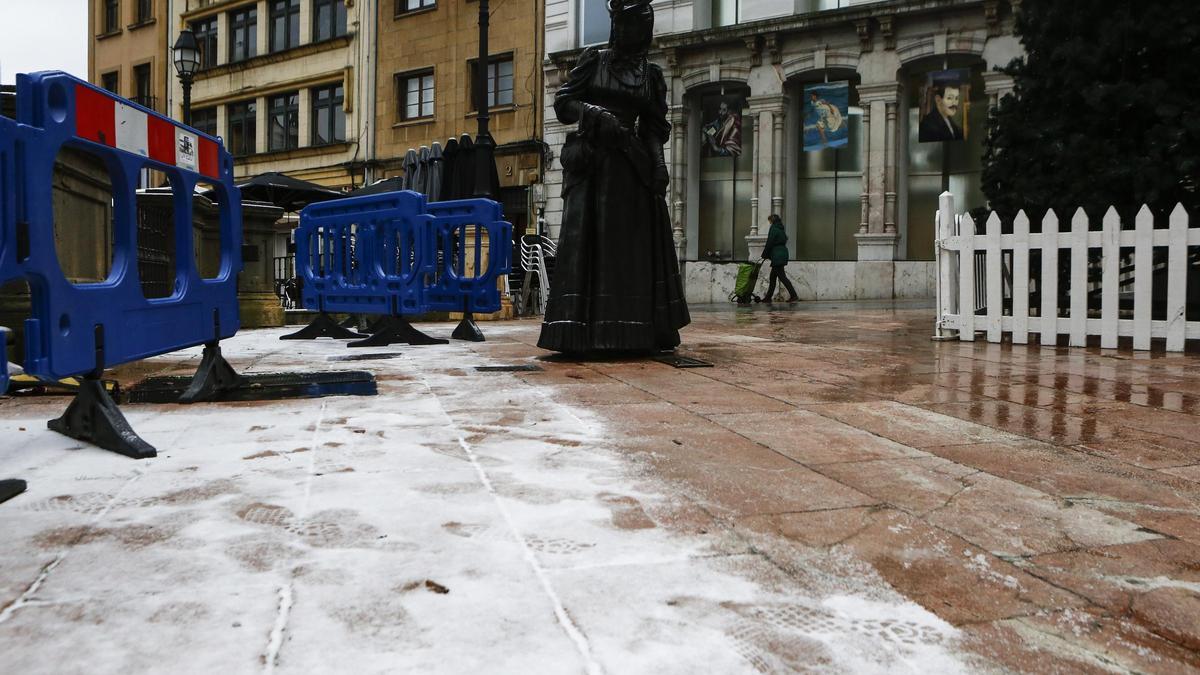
[803,82,850,151]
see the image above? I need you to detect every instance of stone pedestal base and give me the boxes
[239,292,285,329]
[744,234,768,260]
[854,231,899,262]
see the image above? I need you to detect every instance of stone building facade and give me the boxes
[374,0,544,233]
[169,0,376,190]
[544,0,1021,301]
[90,0,172,115]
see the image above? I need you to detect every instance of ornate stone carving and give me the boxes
[879,16,895,50]
[856,19,873,53]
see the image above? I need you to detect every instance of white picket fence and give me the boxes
[934,192,1195,351]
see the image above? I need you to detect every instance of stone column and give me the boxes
[981,71,1015,108]
[854,83,902,262]
[745,95,786,253]
[669,104,688,262]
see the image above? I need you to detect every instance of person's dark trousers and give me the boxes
[764,265,798,301]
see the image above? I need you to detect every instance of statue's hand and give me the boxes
[583,104,623,144]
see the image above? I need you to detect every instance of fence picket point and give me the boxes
[1166,204,1188,351]
[1133,205,1153,350]
[1100,207,1120,349]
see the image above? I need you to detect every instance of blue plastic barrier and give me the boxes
[0,327,8,394]
[0,71,241,380]
[289,190,511,345]
[0,71,242,457]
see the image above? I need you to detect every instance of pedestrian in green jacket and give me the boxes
[759,214,798,302]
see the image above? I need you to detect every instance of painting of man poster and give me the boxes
[702,97,743,158]
[803,82,850,151]
[919,69,970,143]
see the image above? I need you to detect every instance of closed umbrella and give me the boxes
[426,142,444,201]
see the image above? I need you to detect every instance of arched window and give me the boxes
[903,61,987,260]
[696,85,753,260]
[794,76,862,261]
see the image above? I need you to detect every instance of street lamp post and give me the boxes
[172,29,200,127]
[451,0,495,342]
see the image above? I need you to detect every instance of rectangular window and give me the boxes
[397,70,434,121]
[229,6,258,63]
[136,0,152,23]
[227,100,257,156]
[311,84,345,145]
[133,63,152,109]
[269,0,300,53]
[268,92,300,151]
[192,107,218,138]
[104,0,120,33]
[192,17,218,69]
[101,71,119,94]
[578,0,608,46]
[313,0,347,41]
[395,0,435,16]
[712,0,737,28]
[470,56,513,111]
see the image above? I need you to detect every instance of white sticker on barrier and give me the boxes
[176,128,198,171]
[114,102,148,157]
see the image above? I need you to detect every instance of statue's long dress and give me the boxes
[537,48,690,353]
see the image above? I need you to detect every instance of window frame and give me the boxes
[227,99,258,156]
[313,0,348,41]
[394,0,436,17]
[577,0,609,47]
[228,6,258,63]
[132,63,152,108]
[310,84,346,146]
[192,16,219,70]
[269,0,301,53]
[103,0,121,34]
[100,71,120,94]
[468,54,514,112]
[192,107,218,138]
[396,69,435,122]
[135,0,153,23]
[268,91,300,152]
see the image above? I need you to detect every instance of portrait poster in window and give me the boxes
[919,69,970,143]
[802,81,850,151]
[701,96,744,158]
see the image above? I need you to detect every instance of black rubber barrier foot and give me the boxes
[179,341,245,404]
[348,315,448,348]
[48,377,156,459]
[0,479,27,505]
[280,312,366,340]
[451,312,485,342]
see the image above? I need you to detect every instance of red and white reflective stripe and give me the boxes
[74,84,219,179]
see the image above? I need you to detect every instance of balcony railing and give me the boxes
[131,95,159,113]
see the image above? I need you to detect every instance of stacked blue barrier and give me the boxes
[285,190,511,346]
[0,71,241,457]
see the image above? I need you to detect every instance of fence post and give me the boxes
[933,191,958,340]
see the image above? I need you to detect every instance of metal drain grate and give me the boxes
[474,364,544,372]
[653,355,713,368]
[327,353,404,362]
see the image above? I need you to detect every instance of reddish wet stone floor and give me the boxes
[514,301,1200,672]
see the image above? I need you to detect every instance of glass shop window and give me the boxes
[905,63,987,260]
[795,79,863,261]
[697,87,753,261]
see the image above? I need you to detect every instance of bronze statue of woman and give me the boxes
[537,0,690,355]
